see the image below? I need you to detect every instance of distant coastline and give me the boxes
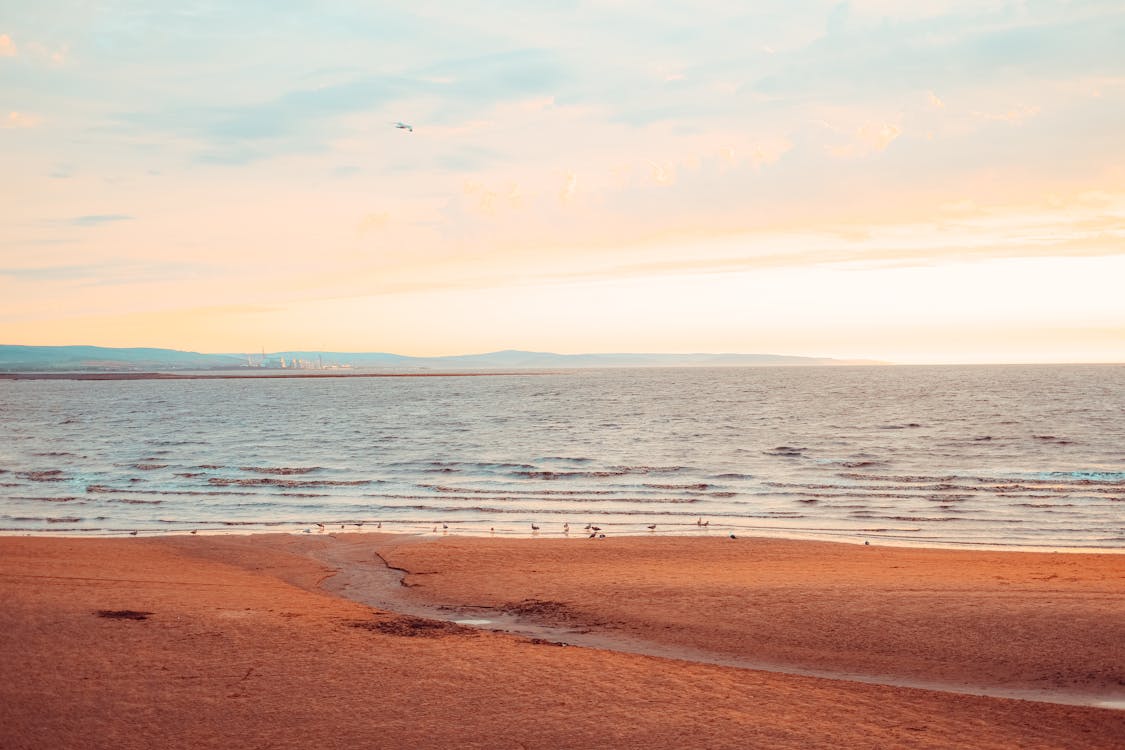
[0,371,529,381]
[0,344,880,373]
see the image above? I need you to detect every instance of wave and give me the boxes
[16,470,67,481]
[1032,434,1073,444]
[207,477,370,488]
[763,446,806,457]
[422,485,617,496]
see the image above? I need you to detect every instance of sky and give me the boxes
[2,1,1123,364]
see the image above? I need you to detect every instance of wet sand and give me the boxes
[1,534,1123,749]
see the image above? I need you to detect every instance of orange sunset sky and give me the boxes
[2,2,1123,363]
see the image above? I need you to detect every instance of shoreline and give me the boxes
[3,533,1123,748]
[5,526,1125,555]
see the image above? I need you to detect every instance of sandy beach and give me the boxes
[1,534,1122,749]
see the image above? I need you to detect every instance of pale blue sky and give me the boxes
[2,1,1124,362]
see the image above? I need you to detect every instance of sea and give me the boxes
[1,365,1123,549]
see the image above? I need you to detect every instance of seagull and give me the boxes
[646,524,656,531]
[376,522,382,529]
[729,533,737,539]
[129,530,138,536]
[591,526,601,532]
[394,121,413,132]
[531,523,540,531]
[443,523,448,530]
[588,532,597,539]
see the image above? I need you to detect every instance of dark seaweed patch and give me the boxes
[97,610,152,621]
[348,616,476,638]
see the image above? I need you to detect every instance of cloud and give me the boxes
[0,33,15,57]
[5,111,41,128]
[827,122,902,159]
[0,259,215,285]
[558,172,578,204]
[357,212,389,235]
[114,48,565,164]
[647,161,676,186]
[67,215,134,228]
[974,104,1041,124]
[927,91,945,109]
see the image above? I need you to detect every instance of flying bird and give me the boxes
[394,121,413,132]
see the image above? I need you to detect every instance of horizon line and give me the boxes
[3,343,1123,367]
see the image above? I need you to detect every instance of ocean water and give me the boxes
[1,365,1123,549]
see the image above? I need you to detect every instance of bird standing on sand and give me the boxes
[729,533,737,539]
[129,530,138,536]
[647,524,656,531]
[588,532,597,539]
[531,523,540,531]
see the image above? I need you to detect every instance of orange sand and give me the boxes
[370,535,1125,697]
[1,534,1122,749]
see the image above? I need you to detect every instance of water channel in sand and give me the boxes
[307,534,1125,711]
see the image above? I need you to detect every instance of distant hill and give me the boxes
[0,345,245,372]
[0,345,878,372]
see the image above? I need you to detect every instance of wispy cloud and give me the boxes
[65,215,133,228]
[115,48,564,164]
[0,33,15,57]
[1,259,217,285]
[5,111,41,128]
[827,122,902,159]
